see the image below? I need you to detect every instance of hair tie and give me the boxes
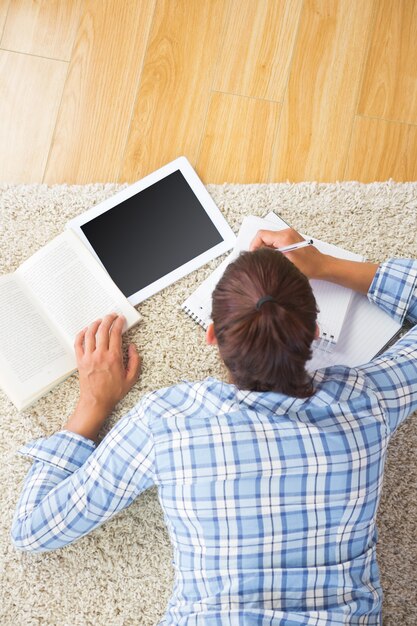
[256,295,277,310]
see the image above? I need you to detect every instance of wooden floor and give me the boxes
[1,0,417,184]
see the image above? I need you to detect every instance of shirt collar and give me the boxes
[234,387,308,416]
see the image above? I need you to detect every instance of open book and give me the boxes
[182,213,402,370]
[0,229,140,411]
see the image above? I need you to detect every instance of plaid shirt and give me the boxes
[11,259,417,626]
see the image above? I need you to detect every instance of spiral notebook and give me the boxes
[182,213,364,351]
[306,289,402,371]
[182,212,403,369]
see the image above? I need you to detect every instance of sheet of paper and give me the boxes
[17,230,140,345]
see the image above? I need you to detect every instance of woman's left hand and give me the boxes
[64,313,141,442]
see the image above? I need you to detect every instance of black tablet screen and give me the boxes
[81,170,224,297]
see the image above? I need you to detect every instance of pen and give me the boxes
[277,239,314,253]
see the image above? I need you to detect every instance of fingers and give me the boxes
[125,343,142,388]
[76,314,124,354]
[250,229,281,251]
[84,319,102,352]
[95,313,119,351]
[250,228,304,251]
[109,314,125,353]
[74,327,86,360]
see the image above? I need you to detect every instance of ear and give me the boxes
[206,322,217,345]
[315,323,320,339]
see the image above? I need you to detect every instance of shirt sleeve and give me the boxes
[367,258,417,324]
[357,258,417,434]
[11,397,155,553]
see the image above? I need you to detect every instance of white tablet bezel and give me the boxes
[66,157,236,306]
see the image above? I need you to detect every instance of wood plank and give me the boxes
[197,92,280,183]
[120,0,229,183]
[44,0,155,184]
[1,0,82,61]
[358,0,417,125]
[0,1,11,39]
[270,0,376,182]
[213,0,302,101]
[0,51,67,183]
[345,116,417,182]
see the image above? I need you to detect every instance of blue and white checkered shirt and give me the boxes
[11,259,417,625]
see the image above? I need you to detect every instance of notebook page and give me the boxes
[262,213,364,344]
[307,291,401,371]
[182,253,236,328]
[182,217,279,327]
[308,241,363,343]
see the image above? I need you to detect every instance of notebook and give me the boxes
[182,212,402,370]
[182,213,364,349]
[306,289,402,371]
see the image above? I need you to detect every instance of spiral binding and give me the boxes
[314,331,336,352]
[183,303,337,344]
[182,305,208,330]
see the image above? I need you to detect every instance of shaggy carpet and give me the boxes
[1,181,417,626]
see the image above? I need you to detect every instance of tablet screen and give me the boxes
[80,170,224,297]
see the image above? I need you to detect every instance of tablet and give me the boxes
[67,157,236,305]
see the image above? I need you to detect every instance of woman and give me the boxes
[11,227,417,625]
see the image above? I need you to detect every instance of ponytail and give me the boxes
[211,248,318,397]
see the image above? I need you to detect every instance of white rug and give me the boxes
[1,181,417,625]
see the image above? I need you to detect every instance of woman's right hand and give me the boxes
[249,228,328,280]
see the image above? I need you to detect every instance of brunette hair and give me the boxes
[211,248,318,397]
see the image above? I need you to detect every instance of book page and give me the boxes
[17,230,140,345]
[0,274,75,404]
